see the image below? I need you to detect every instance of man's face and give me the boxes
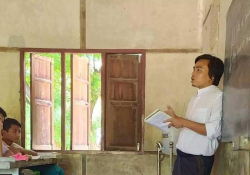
[2,124,21,143]
[191,59,213,89]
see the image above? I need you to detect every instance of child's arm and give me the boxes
[17,148,38,156]
[3,149,14,157]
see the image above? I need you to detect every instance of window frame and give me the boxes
[20,48,146,152]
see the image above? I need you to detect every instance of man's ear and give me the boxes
[2,130,7,136]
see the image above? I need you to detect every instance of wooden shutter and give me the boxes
[31,54,54,150]
[105,54,142,151]
[71,54,90,150]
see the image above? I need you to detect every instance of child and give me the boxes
[0,107,14,157]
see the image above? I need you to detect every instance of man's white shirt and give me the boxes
[176,85,222,156]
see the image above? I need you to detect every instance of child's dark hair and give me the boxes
[3,118,21,131]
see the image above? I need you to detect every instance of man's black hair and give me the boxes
[195,54,224,86]
[0,107,7,119]
[3,118,21,131]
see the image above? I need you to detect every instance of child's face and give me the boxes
[2,125,21,143]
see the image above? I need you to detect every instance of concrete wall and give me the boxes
[0,0,204,174]
[0,52,21,121]
[0,0,80,48]
[58,153,172,175]
[86,0,203,49]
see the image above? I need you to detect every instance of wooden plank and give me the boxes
[80,0,86,49]
[8,158,58,169]
[31,54,54,150]
[74,100,89,106]
[50,58,54,150]
[105,54,141,151]
[30,53,34,150]
[76,78,90,84]
[146,48,202,53]
[20,48,146,54]
[61,52,66,151]
[140,51,146,153]
[72,55,90,150]
[35,99,53,106]
[110,78,138,82]
[34,77,52,83]
[20,50,26,148]
[0,47,20,52]
[70,54,73,150]
[101,52,106,151]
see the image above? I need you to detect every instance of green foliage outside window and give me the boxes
[25,53,101,150]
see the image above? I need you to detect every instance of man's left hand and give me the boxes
[163,105,184,128]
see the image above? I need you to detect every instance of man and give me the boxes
[2,118,37,156]
[164,54,224,175]
[0,107,14,157]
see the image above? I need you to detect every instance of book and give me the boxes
[144,109,172,132]
[37,152,61,159]
[31,156,41,160]
[0,156,15,162]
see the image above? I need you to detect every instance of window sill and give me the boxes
[49,150,158,155]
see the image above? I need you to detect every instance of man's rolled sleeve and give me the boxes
[205,93,223,139]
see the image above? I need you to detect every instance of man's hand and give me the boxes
[165,105,176,118]
[163,105,184,128]
[163,105,207,135]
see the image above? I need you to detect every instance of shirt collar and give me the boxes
[197,85,216,97]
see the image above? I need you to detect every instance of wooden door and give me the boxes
[31,54,54,150]
[105,54,142,151]
[71,54,90,150]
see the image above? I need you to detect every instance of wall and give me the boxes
[0,0,80,48]
[86,0,202,49]
[0,0,204,174]
[58,153,172,175]
[0,51,21,120]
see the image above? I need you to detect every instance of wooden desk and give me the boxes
[0,158,58,175]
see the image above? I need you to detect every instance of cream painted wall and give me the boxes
[86,0,203,49]
[202,0,232,60]
[0,0,80,48]
[144,53,198,150]
[0,52,21,121]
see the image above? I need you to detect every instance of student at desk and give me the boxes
[0,107,14,157]
[2,118,37,156]
[2,118,65,175]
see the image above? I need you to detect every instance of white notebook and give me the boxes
[144,109,171,132]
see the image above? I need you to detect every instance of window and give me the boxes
[20,49,145,152]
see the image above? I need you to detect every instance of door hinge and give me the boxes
[138,57,141,63]
[137,143,140,151]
